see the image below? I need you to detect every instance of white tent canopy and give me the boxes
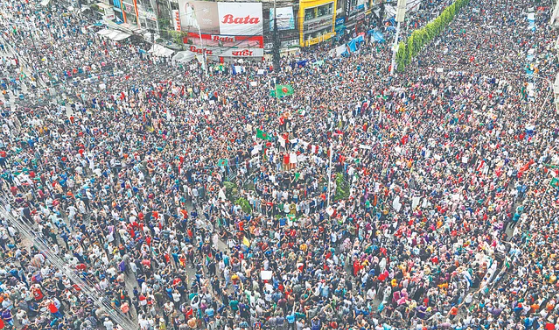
[97,29,112,36]
[112,31,132,41]
[96,29,131,41]
[172,51,197,64]
[149,44,175,57]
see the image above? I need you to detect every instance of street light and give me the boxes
[272,0,281,72]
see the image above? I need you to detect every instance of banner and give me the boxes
[335,44,348,57]
[172,10,181,31]
[218,2,263,36]
[187,45,263,58]
[178,0,219,33]
[179,1,263,36]
[270,7,295,31]
[187,32,264,48]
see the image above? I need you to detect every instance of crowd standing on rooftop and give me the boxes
[1,0,559,329]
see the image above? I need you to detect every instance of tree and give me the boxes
[398,0,471,72]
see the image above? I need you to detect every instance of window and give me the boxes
[305,8,316,20]
[337,0,344,12]
[317,3,333,16]
[305,3,333,21]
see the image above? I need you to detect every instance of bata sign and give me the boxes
[189,32,264,48]
[188,45,263,58]
[211,35,236,43]
[221,14,260,25]
[218,2,263,36]
[178,1,263,36]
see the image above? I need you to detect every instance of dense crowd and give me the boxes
[1,0,559,329]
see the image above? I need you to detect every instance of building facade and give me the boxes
[94,0,379,58]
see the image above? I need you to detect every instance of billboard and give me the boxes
[187,45,264,58]
[269,7,295,31]
[178,0,263,36]
[187,32,264,48]
[218,2,263,36]
[178,0,220,34]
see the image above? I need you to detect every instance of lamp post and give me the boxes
[187,9,208,77]
[272,0,281,72]
[389,0,406,75]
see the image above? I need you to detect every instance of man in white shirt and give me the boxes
[103,318,114,330]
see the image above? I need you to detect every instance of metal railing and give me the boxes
[0,196,138,330]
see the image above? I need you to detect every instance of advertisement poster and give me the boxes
[269,7,295,31]
[217,2,263,36]
[187,32,264,48]
[178,0,219,34]
[172,10,181,31]
[187,45,264,58]
[179,1,263,36]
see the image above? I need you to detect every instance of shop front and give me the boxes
[111,0,126,23]
[298,0,337,47]
[122,2,138,27]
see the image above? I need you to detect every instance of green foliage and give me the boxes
[396,42,407,72]
[334,173,350,201]
[168,31,188,45]
[396,0,470,72]
[223,181,238,201]
[235,197,252,214]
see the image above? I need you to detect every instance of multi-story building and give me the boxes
[93,0,380,59]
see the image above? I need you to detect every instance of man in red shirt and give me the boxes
[46,300,62,318]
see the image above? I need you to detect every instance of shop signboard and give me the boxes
[178,0,263,36]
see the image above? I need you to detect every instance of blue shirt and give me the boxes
[286,314,295,324]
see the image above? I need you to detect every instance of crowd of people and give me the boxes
[1,0,559,329]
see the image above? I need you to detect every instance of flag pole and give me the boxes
[274,76,280,116]
[327,142,333,207]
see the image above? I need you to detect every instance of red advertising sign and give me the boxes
[187,32,263,48]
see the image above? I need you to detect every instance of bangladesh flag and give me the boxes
[270,85,294,98]
[256,129,270,140]
[551,177,559,189]
[217,159,228,167]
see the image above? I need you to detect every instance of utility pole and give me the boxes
[390,0,406,75]
[190,9,208,77]
[272,0,281,72]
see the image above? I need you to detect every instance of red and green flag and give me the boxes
[550,177,559,189]
[270,84,294,98]
[256,129,270,140]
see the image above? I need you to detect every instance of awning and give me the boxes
[120,23,142,33]
[112,31,131,41]
[172,51,197,64]
[97,2,112,9]
[149,44,175,57]
[96,28,131,41]
[97,28,113,36]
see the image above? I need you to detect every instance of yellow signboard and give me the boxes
[304,32,336,47]
[298,0,337,47]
